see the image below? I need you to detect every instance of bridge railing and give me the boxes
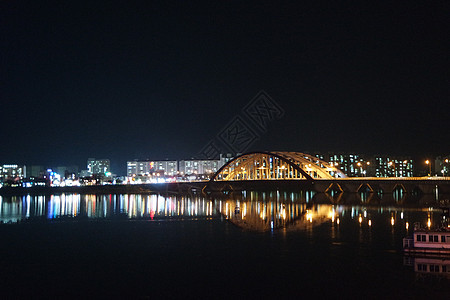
[315,177,450,181]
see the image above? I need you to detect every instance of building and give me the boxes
[152,160,178,176]
[0,164,26,182]
[56,165,79,179]
[373,156,413,177]
[326,153,368,177]
[435,156,449,176]
[87,158,110,176]
[313,152,414,177]
[127,161,151,177]
[127,160,178,177]
[126,154,236,178]
[27,165,45,178]
[178,159,222,175]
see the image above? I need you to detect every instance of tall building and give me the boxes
[314,152,414,177]
[0,164,26,182]
[87,158,110,176]
[435,156,449,176]
[56,165,79,179]
[27,165,45,178]
[326,153,368,177]
[127,161,151,177]
[178,159,222,175]
[373,156,413,177]
[153,160,178,176]
[127,160,178,177]
[126,155,234,178]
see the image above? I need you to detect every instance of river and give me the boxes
[1,191,449,298]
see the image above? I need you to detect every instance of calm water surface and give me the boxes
[1,191,449,299]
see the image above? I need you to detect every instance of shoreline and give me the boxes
[0,182,209,196]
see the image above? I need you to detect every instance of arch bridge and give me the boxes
[210,151,346,182]
[207,151,450,195]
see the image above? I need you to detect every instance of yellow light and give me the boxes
[427,218,431,228]
[337,218,340,225]
[306,210,313,222]
[357,162,361,167]
[368,220,372,226]
[425,160,429,165]
[328,210,335,222]
[359,215,362,223]
[391,217,395,226]
[406,222,409,230]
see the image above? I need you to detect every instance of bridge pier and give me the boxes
[417,184,438,195]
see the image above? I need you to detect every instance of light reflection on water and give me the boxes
[0,191,446,232]
[217,196,445,232]
[0,194,217,222]
[1,191,449,285]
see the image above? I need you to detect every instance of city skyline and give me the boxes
[2,150,449,179]
[1,1,449,173]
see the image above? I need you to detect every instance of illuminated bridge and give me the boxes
[211,151,346,181]
[206,151,450,195]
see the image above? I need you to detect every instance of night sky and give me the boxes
[1,1,449,174]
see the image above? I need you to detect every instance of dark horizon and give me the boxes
[2,1,449,174]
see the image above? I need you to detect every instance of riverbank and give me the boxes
[0,180,315,196]
[0,182,208,196]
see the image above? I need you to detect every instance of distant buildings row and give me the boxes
[1,153,450,187]
[127,154,234,178]
[126,153,450,179]
[0,158,111,187]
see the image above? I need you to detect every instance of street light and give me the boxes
[425,160,431,176]
[356,162,363,177]
[388,161,396,177]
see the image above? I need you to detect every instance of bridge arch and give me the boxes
[210,151,346,182]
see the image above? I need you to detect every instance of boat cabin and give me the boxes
[412,229,450,249]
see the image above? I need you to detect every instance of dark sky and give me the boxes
[1,1,449,174]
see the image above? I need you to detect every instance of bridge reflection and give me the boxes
[217,198,332,231]
[214,190,448,231]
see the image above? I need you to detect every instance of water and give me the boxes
[1,191,449,298]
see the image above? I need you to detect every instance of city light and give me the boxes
[425,160,432,176]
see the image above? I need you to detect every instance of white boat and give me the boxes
[403,223,450,256]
